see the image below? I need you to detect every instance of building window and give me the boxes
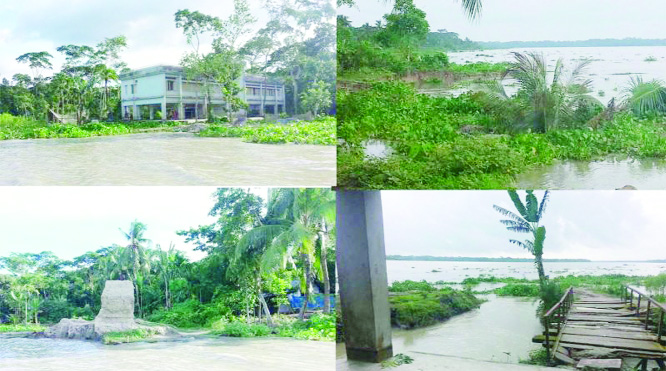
[167,80,174,91]
[125,85,128,94]
[267,89,275,97]
[246,87,261,96]
[131,84,135,94]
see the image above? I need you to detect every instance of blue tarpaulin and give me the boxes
[288,294,335,310]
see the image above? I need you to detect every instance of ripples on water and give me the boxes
[447,46,666,105]
[515,158,666,189]
[387,260,666,283]
[0,133,335,186]
[0,337,334,371]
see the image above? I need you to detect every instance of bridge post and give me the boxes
[637,295,641,316]
[336,190,393,363]
[646,301,651,330]
[658,310,664,344]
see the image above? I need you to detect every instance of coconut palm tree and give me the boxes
[119,221,151,317]
[489,52,601,133]
[250,188,335,319]
[493,190,550,286]
[622,76,666,117]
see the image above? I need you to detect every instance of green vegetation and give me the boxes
[337,80,666,189]
[0,323,47,333]
[0,188,336,342]
[645,56,658,62]
[494,191,550,285]
[337,0,491,80]
[519,348,549,366]
[381,353,415,368]
[1,0,334,129]
[211,313,335,341]
[337,1,666,189]
[0,113,181,140]
[387,280,482,329]
[198,117,335,145]
[101,328,160,345]
[459,274,646,300]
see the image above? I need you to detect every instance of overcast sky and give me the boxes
[0,0,273,79]
[339,0,666,42]
[381,191,666,261]
[0,187,269,262]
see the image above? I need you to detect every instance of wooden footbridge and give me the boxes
[537,286,666,370]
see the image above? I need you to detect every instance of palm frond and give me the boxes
[458,0,482,19]
[622,76,666,117]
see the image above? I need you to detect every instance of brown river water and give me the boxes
[0,336,334,371]
[0,133,335,186]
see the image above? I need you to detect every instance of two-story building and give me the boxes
[118,65,286,120]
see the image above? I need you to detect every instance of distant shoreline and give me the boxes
[387,255,666,263]
[477,38,666,49]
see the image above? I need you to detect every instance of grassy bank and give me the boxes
[388,280,483,329]
[211,314,335,341]
[101,328,161,345]
[197,117,335,145]
[0,113,182,140]
[0,324,47,333]
[458,274,648,299]
[338,82,666,189]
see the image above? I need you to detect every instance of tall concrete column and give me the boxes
[149,106,155,120]
[337,191,393,363]
[260,81,265,116]
[178,76,184,120]
[160,101,167,121]
[132,104,139,120]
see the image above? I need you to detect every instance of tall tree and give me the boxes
[119,221,151,317]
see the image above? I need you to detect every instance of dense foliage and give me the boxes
[337,81,666,189]
[1,0,335,129]
[387,280,482,329]
[0,188,336,342]
[198,117,336,145]
[337,0,487,78]
[0,113,180,140]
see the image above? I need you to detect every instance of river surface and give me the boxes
[338,260,665,367]
[515,157,666,189]
[0,336,334,371]
[386,260,666,284]
[0,133,335,186]
[448,46,666,105]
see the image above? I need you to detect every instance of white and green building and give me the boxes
[119,65,286,120]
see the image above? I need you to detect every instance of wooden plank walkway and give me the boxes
[551,289,666,369]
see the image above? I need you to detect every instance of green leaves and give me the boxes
[622,76,666,117]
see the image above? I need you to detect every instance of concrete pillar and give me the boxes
[260,81,265,116]
[132,104,139,120]
[149,106,155,120]
[178,76,184,120]
[336,191,393,363]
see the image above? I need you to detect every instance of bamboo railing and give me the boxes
[543,286,574,362]
[624,285,666,344]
